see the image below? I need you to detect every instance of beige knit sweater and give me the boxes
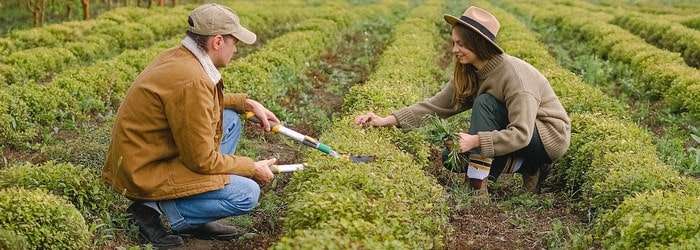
[392,54,570,161]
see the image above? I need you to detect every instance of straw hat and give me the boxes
[444,6,503,53]
[188,3,256,44]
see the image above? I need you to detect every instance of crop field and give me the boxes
[1,0,699,249]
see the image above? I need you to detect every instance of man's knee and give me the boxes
[226,177,260,213]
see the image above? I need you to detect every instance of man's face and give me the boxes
[211,35,239,68]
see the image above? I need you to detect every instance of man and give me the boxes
[102,3,279,247]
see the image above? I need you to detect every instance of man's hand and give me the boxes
[245,99,279,132]
[252,158,276,185]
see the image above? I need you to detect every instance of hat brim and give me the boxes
[232,27,256,45]
[444,14,504,53]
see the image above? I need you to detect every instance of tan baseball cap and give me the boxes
[188,3,256,44]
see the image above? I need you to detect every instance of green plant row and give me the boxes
[0,160,122,248]
[492,0,700,248]
[0,0,328,86]
[611,13,700,68]
[223,0,411,119]
[0,186,91,250]
[517,0,700,119]
[584,0,700,16]
[685,16,700,30]
[274,0,449,248]
[0,5,192,85]
[0,1,325,151]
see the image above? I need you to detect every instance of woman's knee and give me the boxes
[470,93,508,133]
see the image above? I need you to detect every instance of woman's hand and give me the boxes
[252,158,276,185]
[246,99,280,132]
[457,132,480,153]
[354,112,397,127]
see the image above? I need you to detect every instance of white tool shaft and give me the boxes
[270,163,306,173]
[277,126,307,142]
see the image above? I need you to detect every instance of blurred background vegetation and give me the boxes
[0,0,213,34]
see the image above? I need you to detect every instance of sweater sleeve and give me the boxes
[167,80,255,176]
[392,79,467,130]
[478,92,539,158]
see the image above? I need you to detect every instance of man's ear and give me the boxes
[210,35,223,50]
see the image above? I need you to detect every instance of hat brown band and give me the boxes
[459,15,496,42]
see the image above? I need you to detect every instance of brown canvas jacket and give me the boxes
[102,45,255,201]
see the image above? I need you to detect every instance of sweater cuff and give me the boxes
[391,108,420,131]
[223,93,248,113]
[477,131,495,158]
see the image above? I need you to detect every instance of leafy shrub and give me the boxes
[92,22,155,50]
[0,187,90,250]
[9,83,82,127]
[274,222,408,249]
[0,161,118,219]
[0,229,28,250]
[0,88,38,150]
[1,47,77,84]
[595,190,700,249]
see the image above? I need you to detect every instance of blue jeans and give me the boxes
[160,109,260,231]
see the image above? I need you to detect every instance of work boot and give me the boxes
[175,221,244,241]
[127,203,184,248]
[522,163,552,194]
[468,178,489,198]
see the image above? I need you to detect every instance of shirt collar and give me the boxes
[182,36,221,84]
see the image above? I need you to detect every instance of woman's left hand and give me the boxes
[457,132,480,153]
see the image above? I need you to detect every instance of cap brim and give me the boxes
[443,14,504,53]
[233,27,256,45]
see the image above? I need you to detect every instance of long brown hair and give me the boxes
[452,24,503,106]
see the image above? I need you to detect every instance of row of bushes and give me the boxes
[0,0,330,151]
[0,161,118,249]
[0,5,191,85]
[514,0,700,119]
[494,0,700,248]
[274,0,449,248]
[611,12,700,68]
[223,0,406,114]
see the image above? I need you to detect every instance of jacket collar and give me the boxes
[182,36,221,85]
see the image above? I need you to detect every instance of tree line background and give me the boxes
[0,0,207,33]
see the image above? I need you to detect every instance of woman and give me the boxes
[354,6,570,196]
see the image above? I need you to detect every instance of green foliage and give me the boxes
[43,119,114,170]
[0,88,37,149]
[1,47,77,84]
[274,222,409,249]
[10,83,82,127]
[0,161,118,219]
[419,115,466,170]
[92,22,156,50]
[595,190,700,249]
[0,187,90,250]
[689,133,700,165]
[0,229,28,250]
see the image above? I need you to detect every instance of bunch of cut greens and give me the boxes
[421,115,468,172]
